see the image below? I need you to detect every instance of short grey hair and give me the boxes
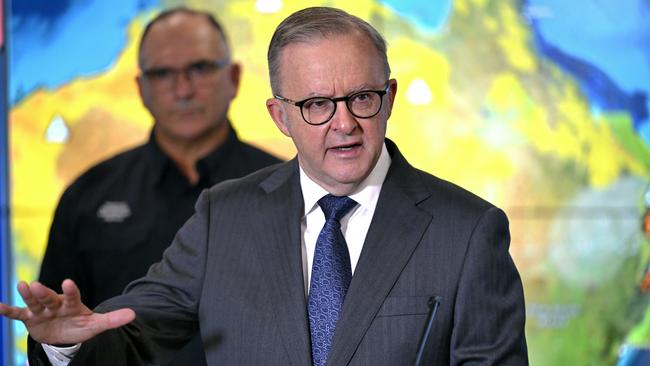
[138,7,230,69]
[267,7,390,94]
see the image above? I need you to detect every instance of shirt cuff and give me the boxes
[42,343,81,366]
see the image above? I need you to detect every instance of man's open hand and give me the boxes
[0,279,135,345]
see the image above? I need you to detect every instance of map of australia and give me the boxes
[8,0,650,364]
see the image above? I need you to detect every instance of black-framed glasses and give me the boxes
[141,58,230,91]
[274,82,390,125]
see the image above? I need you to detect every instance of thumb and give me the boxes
[94,308,136,333]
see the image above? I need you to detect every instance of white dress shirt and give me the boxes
[42,343,81,366]
[43,143,392,364]
[299,144,391,295]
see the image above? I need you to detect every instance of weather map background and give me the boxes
[3,0,650,365]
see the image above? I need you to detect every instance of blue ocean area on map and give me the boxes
[9,0,159,105]
[526,0,650,143]
[6,1,650,365]
[380,0,451,33]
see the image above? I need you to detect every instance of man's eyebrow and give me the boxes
[347,84,376,95]
[303,83,377,98]
[143,58,219,70]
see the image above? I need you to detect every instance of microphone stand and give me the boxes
[413,296,442,366]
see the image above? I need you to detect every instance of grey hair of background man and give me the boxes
[267,7,391,95]
[137,7,231,69]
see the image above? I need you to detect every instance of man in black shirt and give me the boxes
[36,7,280,366]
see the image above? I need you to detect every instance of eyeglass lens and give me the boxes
[302,91,383,125]
[143,59,226,90]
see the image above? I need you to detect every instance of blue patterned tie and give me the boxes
[309,194,358,366]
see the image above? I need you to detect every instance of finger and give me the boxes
[61,279,82,308]
[30,281,63,311]
[90,309,136,335]
[0,303,29,321]
[16,281,45,314]
[105,308,136,329]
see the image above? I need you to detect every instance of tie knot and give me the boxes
[318,194,357,222]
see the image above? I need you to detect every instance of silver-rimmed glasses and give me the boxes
[141,58,230,91]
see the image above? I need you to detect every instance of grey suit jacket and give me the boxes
[32,139,527,365]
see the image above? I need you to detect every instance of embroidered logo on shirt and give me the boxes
[97,201,132,223]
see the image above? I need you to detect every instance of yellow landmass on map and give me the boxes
[9,0,650,360]
[12,0,647,294]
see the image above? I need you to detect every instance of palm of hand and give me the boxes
[0,279,135,345]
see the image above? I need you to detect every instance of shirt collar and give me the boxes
[146,121,239,187]
[300,142,392,217]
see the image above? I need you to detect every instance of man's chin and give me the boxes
[157,126,213,143]
[328,170,372,191]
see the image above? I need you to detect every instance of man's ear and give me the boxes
[266,98,291,137]
[228,62,242,97]
[136,75,152,111]
[386,78,397,118]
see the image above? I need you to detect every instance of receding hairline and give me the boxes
[277,30,386,71]
[138,7,230,68]
[267,7,390,95]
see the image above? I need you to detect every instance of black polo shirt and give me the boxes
[38,126,280,365]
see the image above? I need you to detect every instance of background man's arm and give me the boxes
[39,187,88,303]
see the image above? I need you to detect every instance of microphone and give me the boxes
[413,296,442,366]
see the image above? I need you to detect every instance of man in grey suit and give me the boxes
[0,6,528,365]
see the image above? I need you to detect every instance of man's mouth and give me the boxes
[332,142,361,150]
[328,142,362,156]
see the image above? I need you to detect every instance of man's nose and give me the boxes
[329,101,358,133]
[172,70,195,97]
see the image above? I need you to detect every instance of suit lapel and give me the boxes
[328,141,434,365]
[255,160,312,366]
